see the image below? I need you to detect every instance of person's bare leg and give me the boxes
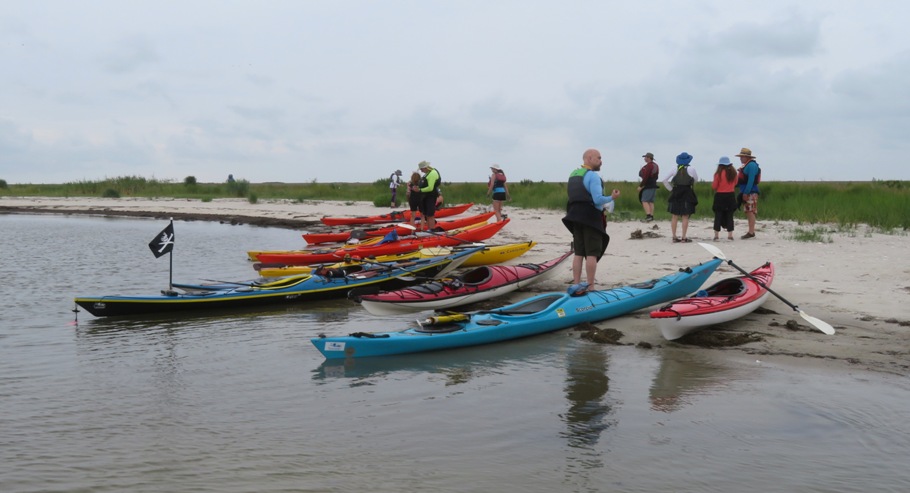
[670,215,678,240]
[571,255,584,285]
[681,215,689,240]
[585,255,598,288]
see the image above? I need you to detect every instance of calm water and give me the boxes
[1,214,908,493]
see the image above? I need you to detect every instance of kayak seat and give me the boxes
[707,278,746,297]
[414,324,463,334]
[459,267,492,285]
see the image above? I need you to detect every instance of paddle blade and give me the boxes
[697,242,727,260]
[396,222,417,231]
[800,310,836,335]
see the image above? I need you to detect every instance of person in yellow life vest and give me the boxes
[412,160,441,230]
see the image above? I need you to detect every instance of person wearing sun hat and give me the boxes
[711,156,738,241]
[736,147,761,239]
[661,152,699,243]
[412,160,441,230]
[486,164,511,221]
[388,169,404,208]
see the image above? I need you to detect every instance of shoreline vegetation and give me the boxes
[1,175,908,231]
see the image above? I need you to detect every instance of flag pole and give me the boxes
[168,218,174,291]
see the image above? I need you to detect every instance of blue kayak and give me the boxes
[312,258,722,359]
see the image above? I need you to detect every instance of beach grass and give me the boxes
[2,176,908,230]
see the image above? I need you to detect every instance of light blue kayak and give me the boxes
[312,258,722,359]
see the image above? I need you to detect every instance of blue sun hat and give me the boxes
[676,152,693,166]
[717,156,732,166]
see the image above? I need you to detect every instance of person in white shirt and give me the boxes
[389,169,403,208]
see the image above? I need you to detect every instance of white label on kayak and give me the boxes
[325,342,346,351]
[556,308,566,318]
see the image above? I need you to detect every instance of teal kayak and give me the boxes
[75,246,483,317]
[312,258,722,359]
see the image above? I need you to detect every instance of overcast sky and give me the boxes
[2,1,909,185]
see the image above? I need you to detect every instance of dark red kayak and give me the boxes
[354,250,573,315]
[319,203,473,226]
[304,212,495,244]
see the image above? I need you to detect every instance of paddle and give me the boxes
[697,242,835,335]
[351,257,435,282]
[196,274,312,289]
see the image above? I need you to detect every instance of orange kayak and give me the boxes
[257,219,509,266]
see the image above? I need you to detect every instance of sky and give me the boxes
[2,1,909,185]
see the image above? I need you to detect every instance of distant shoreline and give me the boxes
[0,205,321,230]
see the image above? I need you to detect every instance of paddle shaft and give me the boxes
[356,258,439,281]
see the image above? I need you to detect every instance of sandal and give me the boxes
[681,238,692,243]
[741,232,755,239]
[567,282,589,296]
[672,237,681,243]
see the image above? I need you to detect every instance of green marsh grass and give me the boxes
[789,226,834,243]
[2,176,908,230]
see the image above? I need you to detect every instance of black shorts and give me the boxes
[492,191,506,201]
[571,222,604,258]
[408,192,421,212]
[418,193,438,218]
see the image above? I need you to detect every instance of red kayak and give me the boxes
[354,250,573,315]
[320,203,474,226]
[257,219,510,266]
[650,262,774,340]
[304,212,496,245]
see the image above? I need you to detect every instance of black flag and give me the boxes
[148,222,175,258]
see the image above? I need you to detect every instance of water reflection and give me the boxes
[561,344,613,451]
[649,348,735,413]
[312,334,564,385]
[74,298,356,336]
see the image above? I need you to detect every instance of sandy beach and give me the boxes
[3,195,908,376]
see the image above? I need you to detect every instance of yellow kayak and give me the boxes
[254,241,537,277]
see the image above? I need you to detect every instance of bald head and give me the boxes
[582,148,603,171]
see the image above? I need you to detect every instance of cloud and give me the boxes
[99,36,160,74]
[1,2,910,184]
